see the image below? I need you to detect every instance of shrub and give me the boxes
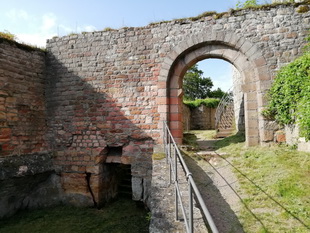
[263,52,310,140]
[183,98,220,109]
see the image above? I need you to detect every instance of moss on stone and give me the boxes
[152,153,166,160]
[296,5,310,13]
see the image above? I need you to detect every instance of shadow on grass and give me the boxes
[183,133,199,149]
[214,132,245,149]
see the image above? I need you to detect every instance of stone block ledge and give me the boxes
[0,152,54,180]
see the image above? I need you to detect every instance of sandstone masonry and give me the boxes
[0,2,309,215]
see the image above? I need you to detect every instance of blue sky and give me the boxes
[0,0,269,91]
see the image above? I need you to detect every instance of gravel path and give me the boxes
[184,133,245,233]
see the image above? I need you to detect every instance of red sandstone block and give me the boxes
[275,130,286,143]
[0,143,14,152]
[170,129,183,138]
[0,128,11,139]
[141,125,150,129]
[169,121,182,130]
[170,97,181,105]
[170,113,182,121]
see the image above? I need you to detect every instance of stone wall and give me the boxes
[285,125,310,152]
[45,31,157,206]
[232,66,245,133]
[0,2,309,211]
[183,104,191,131]
[183,104,216,131]
[0,40,62,218]
[45,3,310,206]
[0,39,47,156]
[0,153,62,218]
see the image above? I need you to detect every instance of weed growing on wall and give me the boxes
[0,30,17,41]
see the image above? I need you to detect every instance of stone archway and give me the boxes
[157,31,271,146]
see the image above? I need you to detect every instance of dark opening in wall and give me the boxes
[100,163,132,204]
[107,146,122,156]
[117,164,132,199]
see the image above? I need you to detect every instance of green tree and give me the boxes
[209,87,226,99]
[183,65,214,100]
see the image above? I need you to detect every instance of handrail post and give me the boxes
[168,132,172,185]
[174,146,178,221]
[188,174,193,233]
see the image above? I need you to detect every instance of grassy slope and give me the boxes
[184,131,310,233]
[0,198,149,233]
[217,134,310,232]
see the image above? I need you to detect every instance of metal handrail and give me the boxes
[163,121,219,233]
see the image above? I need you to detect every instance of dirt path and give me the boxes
[184,131,245,233]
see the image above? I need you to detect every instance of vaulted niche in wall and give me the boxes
[182,58,245,137]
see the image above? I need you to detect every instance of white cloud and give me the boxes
[198,59,233,92]
[6,9,30,21]
[17,32,57,47]
[81,25,97,32]
[41,13,57,31]
[6,9,96,47]
[212,69,233,92]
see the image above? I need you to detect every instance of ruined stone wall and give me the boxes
[0,152,62,218]
[45,3,309,206]
[0,40,62,218]
[183,105,216,130]
[191,105,216,130]
[182,104,191,131]
[0,39,47,156]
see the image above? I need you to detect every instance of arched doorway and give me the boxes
[157,31,271,146]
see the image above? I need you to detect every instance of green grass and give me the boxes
[214,132,245,149]
[190,130,217,140]
[227,144,310,233]
[0,198,149,233]
[183,132,199,148]
[183,131,310,232]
